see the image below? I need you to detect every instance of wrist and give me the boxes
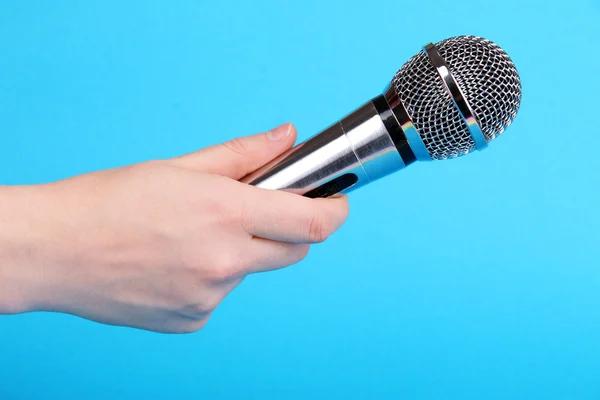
[0,185,59,314]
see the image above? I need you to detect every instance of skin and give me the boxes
[0,123,349,333]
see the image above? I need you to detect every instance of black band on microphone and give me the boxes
[371,95,416,166]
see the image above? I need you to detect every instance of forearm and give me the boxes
[0,185,52,314]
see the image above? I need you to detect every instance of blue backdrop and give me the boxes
[1,1,599,399]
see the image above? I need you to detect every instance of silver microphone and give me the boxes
[241,36,522,198]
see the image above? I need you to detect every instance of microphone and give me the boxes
[241,36,522,198]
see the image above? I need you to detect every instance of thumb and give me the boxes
[171,123,297,179]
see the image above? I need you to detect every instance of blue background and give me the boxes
[1,1,599,399]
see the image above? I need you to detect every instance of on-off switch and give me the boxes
[303,173,359,198]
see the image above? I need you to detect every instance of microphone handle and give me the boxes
[240,95,413,198]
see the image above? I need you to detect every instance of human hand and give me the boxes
[0,123,349,333]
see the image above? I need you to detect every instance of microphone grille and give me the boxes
[392,36,522,160]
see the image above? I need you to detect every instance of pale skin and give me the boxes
[0,123,349,333]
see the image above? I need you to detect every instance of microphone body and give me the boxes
[242,90,423,198]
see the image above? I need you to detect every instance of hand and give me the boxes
[0,123,349,333]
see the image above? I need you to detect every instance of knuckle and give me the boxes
[183,302,213,318]
[307,213,329,243]
[203,296,222,313]
[178,290,223,320]
[200,290,227,313]
[222,137,249,156]
[295,244,310,262]
[193,295,221,316]
[208,252,243,281]
[190,318,210,332]
[177,317,210,334]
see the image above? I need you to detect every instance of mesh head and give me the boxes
[391,36,522,160]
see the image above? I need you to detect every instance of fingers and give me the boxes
[173,238,309,327]
[171,123,297,179]
[244,238,310,274]
[241,187,350,244]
